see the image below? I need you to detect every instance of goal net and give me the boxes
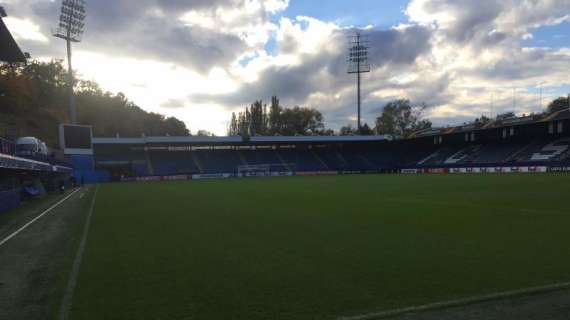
[237,163,296,177]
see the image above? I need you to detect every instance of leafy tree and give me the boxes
[496,112,516,121]
[474,115,492,125]
[197,130,215,137]
[547,96,570,114]
[280,106,324,135]
[339,123,374,136]
[340,125,357,136]
[359,123,374,135]
[269,96,282,135]
[374,99,431,138]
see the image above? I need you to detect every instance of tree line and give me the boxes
[228,97,433,138]
[0,60,189,147]
[228,96,330,137]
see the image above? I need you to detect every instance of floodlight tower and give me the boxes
[53,0,86,125]
[348,31,371,132]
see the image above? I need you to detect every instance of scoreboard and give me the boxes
[59,124,93,155]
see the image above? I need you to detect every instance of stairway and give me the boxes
[311,150,329,171]
[192,152,204,174]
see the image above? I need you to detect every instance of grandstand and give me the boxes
[83,110,570,182]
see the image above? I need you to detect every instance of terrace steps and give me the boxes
[311,150,329,171]
[192,153,204,173]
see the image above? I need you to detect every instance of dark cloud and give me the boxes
[192,25,432,108]
[9,0,250,72]
[367,25,432,66]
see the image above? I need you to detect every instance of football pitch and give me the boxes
[68,174,570,320]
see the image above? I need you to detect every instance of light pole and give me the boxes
[348,31,371,132]
[53,0,86,125]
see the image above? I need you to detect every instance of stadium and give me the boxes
[2,2,570,320]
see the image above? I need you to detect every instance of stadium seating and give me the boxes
[277,149,327,172]
[443,145,482,164]
[473,142,528,164]
[149,151,200,175]
[194,150,243,174]
[529,138,570,162]
[90,133,570,177]
[241,149,282,166]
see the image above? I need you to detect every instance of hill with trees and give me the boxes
[0,60,189,148]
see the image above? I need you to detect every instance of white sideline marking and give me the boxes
[0,188,82,248]
[59,185,99,320]
[337,281,570,320]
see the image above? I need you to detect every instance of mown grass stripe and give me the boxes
[338,281,570,320]
[59,185,99,320]
[0,188,82,248]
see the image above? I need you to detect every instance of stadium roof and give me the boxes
[249,135,392,143]
[93,136,243,145]
[411,110,570,138]
[0,12,27,63]
[92,135,393,145]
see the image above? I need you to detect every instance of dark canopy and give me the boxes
[0,17,27,63]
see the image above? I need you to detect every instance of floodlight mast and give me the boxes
[53,0,86,125]
[348,31,371,132]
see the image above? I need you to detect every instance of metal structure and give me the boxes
[348,31,371,131]
[53,0,86,125]
[0,6,27,63]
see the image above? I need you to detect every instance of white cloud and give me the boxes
[4,17,49,43]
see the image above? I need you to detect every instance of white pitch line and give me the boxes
[59,184,99,320]
[337,281,570,320]
[0,188,82,248]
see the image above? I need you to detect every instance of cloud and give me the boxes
[3,0,570,135]
[6,0,287,72]
[160,99,186,109]
[191,17,433,127]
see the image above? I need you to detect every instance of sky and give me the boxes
[3,0,570,135]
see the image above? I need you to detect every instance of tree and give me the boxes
[340,125,357,136]
[340,123,374,135]
[197,130,215,137]
[547,96,570,114]
[228,96,326,136]
[474,115,492,126]
[228,112,239,136]
[269,96,281,135]
[496,112,516,121]
[374,100,432,138]
[280,106,324,135]
[359,123,374,135]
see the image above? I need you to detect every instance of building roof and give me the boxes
[249,135,392,143]
[92,135,392,145]
[0,15,27,63]
[93,136,243,145]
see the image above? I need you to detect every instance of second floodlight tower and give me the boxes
[348,31,370,131]
[53,0,86,125]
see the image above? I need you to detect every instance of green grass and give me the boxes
[71,174,570,320]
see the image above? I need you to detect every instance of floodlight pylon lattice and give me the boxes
[53,0,86,125]
[348,31,371,132]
